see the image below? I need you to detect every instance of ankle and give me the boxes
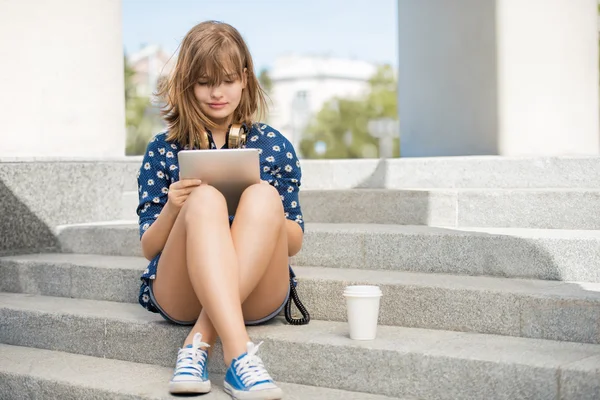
[223,341,251,367]
[184,331,212,350]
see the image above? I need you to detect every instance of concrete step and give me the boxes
[1,253,599,344]
[298,156,600,190]
[0,344,400,400]
[122,188,600,230]
[57,222,600,282]
[0,293,598,400]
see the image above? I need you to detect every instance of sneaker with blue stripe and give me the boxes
[224,341,283,400]
[168,332,211,394]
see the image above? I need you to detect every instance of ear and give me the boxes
[241,68,248,89]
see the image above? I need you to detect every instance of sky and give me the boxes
[122,0,398,72]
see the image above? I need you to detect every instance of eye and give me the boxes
[197,81,208,86]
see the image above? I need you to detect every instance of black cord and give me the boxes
[284,270,310,325]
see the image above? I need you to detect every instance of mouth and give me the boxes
[208,103,228,109]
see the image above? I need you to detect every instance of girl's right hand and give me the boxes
[167,179,202,210]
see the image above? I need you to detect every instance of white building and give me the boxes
[127,44,175,99]
[267,55,378,153]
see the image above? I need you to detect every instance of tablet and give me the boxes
[178,148,261,215]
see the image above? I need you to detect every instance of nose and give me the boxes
[210,84,224,99]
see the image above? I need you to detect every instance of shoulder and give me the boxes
[144,131,181,154]
[248,123,295,152]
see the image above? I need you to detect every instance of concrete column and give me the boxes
[397,0,599,157]
[0,0,125,158]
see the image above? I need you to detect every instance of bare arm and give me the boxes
[140,201,179,260]
[140,179,202,260]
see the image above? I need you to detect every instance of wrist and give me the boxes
[163,200,180,219]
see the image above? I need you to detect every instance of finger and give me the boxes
[173,179,202,189]
[171,187,195,198]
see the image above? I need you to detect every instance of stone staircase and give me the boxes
[1,157,600,399]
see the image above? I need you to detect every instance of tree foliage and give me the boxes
[124,55,164,155]
[299,64,399,159]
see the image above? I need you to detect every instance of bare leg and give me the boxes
[152,183,292,364]
[179,183,289,353]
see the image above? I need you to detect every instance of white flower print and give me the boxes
[148,179,154,186]
[285,165,293,172]
[143,203,150,211]
[154,214,159,218]
[276,174,282,178]
[169,165,178,171]
[157,171,165,179]
[149,274,156,279]
[266,156,275,163]
[261,124,267,129]
[291,178,298,183]
[144,268,149,274]
[291,201,297,208]
[285,212,289,217]
[272,145,281,152]
[161,187,169,194]
[142,294,149,303]
[287,152,293,159]
[166,175,170,181]
[287,186,294,193]
[136,170,141,179]
[257,148,263,154]
[142,191,148,198]
[263,166,270,172]
[166,151,174,158]
[148,151,154,157]
[251,135,258,142]
[142,223,150,231]
[158,148,166,155]
[138,185,142,193]
[160,161,166,168]
[274,181,279,187]
[267,131,276,138]
[152,197,160,203]
[144,162,151,170]
[171,144,177,149]
[280,195,285,201]
[296,160,300,167]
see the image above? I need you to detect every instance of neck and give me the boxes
[209,115,233,135]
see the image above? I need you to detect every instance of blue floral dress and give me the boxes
[135,123,304,312]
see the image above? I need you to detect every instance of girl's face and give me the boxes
[194,70,246,126]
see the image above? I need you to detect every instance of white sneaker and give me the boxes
[168,332,211,394]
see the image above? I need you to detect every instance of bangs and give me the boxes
[191,39,245,86]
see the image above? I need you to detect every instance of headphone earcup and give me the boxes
[227,123,249,148]
[198,130,210,149]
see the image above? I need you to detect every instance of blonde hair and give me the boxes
[157,21,268,146]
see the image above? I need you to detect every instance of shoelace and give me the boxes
[174,333,210,378]
[233,342,273,386]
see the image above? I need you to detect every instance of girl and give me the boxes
[135,20,305,400]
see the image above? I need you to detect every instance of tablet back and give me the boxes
[178,148,261,214]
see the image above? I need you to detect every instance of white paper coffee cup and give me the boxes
[343,285,382,340]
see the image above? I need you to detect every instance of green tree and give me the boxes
[258,68,273,93]
[124,55,164,155]
[300,64,400,159]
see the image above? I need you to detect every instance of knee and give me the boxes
[240,183,284,222]
[182,184,227,222]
